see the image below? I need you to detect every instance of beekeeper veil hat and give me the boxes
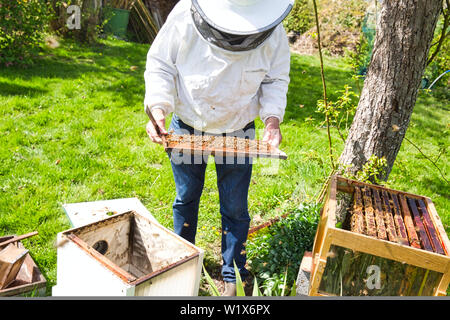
[191,0,294,51]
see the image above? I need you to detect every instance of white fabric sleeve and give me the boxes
[143,16,179,115]
[259,26,291,125]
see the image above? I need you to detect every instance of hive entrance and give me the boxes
[92,240,108,255]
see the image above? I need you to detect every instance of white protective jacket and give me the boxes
[144,0,291,134]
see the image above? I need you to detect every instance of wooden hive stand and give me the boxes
[309,175,450,296]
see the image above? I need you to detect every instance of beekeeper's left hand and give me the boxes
[262,117,282,149]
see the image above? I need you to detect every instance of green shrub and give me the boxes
[424,11,449,97]
[0,0,50,66]
[345,26,373,76]
[246,203,320,295]
[318,0,368,56]
[283,0,314,34]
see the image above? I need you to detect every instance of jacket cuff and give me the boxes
[143,102,173,116]
[150,105,167,116]
[262,115,282,125]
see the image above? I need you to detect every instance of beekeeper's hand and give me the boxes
[146,107,168,145]
[262,116,282,149]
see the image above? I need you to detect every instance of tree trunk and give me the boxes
[339,0,442,181]
[77,0,102,43]
[144,0,178,28]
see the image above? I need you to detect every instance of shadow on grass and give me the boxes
[420,176,450,200]
[0,81,48,97]
[0,39,148,82]
[411,93,450,138]
[0,57,104,81]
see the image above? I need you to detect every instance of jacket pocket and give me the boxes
[183,74,211,92]
[240,69,267,97]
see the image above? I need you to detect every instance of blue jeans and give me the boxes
[168,114,254,283]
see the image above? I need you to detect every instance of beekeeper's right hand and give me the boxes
[146,107,168,145]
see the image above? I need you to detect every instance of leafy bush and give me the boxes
[317,84,359,143]
[424,9,449,100]
[318,0,368,56]
[319,0,367,31]
[345,29,372,76]
[0,0,51,66]
[341,154,388,185]
[283,0,314,34]
[246,203,320,295]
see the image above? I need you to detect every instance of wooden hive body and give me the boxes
[310,175,450,296]
[53,211,204,296]
[0,236,46,296]
[0,244,29,289]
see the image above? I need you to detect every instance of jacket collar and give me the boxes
[190,4,275,52]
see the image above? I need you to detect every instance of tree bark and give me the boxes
[339,0,442,181]
[144,0,179,28]
[77,0,102,43]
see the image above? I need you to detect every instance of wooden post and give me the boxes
[0,232,38,249]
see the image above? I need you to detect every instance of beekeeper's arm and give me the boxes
[144,17,179,144]
[260,27,291,148]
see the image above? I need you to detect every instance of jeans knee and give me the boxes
[174,190,202,207]
[222,205,250,223]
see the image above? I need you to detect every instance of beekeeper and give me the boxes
[144,0,293,295]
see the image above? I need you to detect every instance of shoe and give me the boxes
[223,281,236,296]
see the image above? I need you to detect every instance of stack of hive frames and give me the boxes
[164,134,287,160]
[309,175,450,296]
[349,185,446,255]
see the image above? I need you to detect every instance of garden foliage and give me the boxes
[246,203,320,296]
[0,0,51,67]
[283,0,314,35]
[424,9,449,98]
[316,0,368,55]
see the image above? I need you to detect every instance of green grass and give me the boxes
[0,37,448,295]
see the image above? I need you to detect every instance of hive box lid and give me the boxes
[62,198,156,228]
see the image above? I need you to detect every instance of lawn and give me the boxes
[0,37,448,295]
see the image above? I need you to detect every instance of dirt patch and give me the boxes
[199,243,256,296]
[288,28,360,56]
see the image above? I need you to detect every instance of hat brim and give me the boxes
[192,0,294,35]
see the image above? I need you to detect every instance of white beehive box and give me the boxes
[53,211,204,296]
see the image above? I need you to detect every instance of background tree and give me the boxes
[143,0,178,28]
[77,0,102,43]
[339,0,444,182]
